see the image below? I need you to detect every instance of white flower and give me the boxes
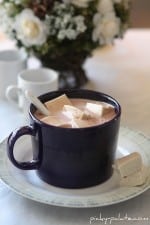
[13,0,24,4]
[57,29,67,40]
[92,12,120,45]
[57,28,77,40]
[63,0,93,8]
[74,16,87,32]
[66,29,77,39]
[0,6,13,35]
[14,9,48,47]
[57,22,86,40]
[0,0,130,53]
[46,3,87,41]
[97,0,114,14]
[56,15,86,41]
[3,2,16,16]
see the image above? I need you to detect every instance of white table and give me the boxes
[0,29,150,225]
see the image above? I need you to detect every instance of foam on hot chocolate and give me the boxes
[34,94,116,128]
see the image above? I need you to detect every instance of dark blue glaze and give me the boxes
[7,89,121,188]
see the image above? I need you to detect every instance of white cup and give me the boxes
[6,68,59,116]
[0,49,27,99]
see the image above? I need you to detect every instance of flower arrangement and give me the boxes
[0,0,130,88]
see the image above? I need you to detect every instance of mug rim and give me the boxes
[29,89,121,131]
[18,67,59,85]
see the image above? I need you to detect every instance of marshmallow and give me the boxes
[86,102,103,117]
[102,104,114,114]
[63,105,83,119]
[120,166,149,187]
[63,105,92,120]
[45,94,72,114]
[115,152,143,178]
[85,102,114,118]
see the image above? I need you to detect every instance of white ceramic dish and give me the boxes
[0,127,150,208]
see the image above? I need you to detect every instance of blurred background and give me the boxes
[0,0,150,42]
[131,0,150,27]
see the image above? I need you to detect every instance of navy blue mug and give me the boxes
[7,89,121,188]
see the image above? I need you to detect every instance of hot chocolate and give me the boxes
[7,90,121,188]
[34,94,116,128]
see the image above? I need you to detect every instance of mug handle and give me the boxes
[7,126,41,170]
[5,85,22,107]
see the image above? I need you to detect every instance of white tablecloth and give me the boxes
[0,29,150,225]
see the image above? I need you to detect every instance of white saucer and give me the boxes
[0,127,150,208]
